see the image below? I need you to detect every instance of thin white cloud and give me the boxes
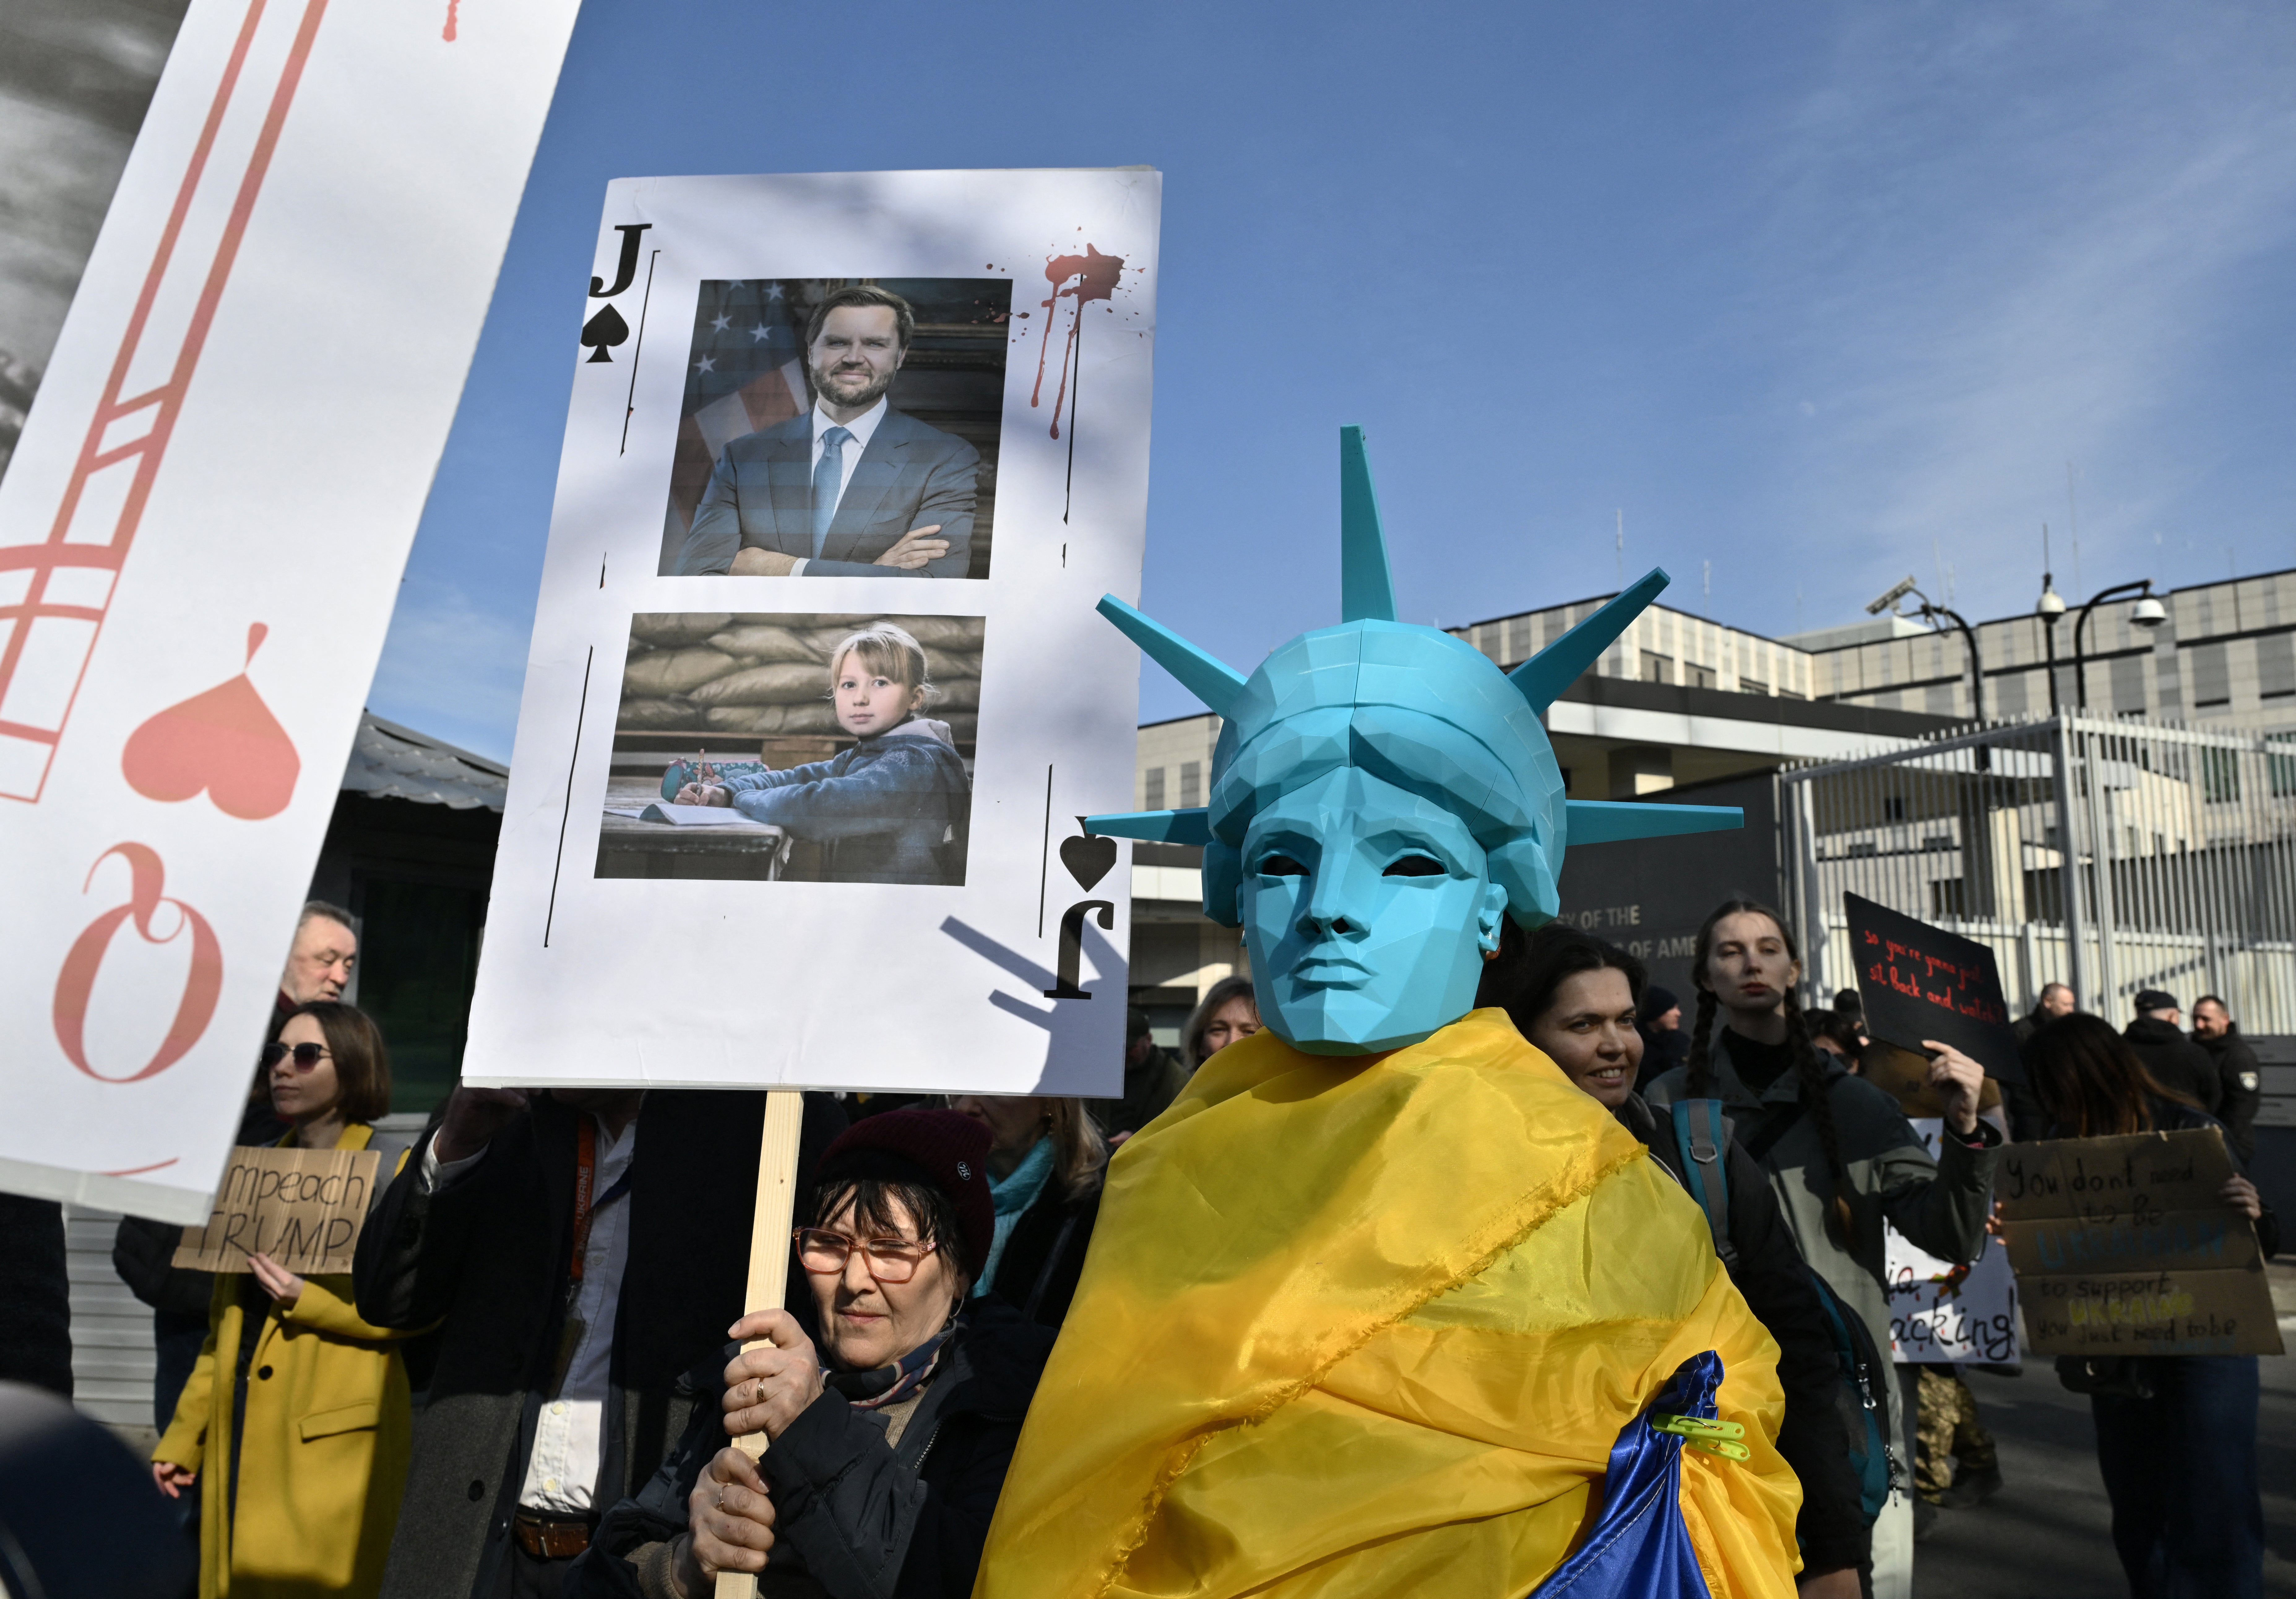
[365,576,530,763]
[1747,3,2296,620]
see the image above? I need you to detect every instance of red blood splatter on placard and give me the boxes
[1029,243,1125,439]
[122,623,300,820]
[442,0,460,40]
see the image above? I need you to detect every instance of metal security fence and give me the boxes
[1779,712,2296,1032]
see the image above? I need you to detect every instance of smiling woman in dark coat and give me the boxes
[569,1110,1051,1599]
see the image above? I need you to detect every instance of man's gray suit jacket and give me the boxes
[673,407,980,578]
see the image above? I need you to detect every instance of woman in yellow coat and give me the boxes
[153,1002,417,1599]
[982,437,1801,1597]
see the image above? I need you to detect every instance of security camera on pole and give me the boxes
[1867,574,1986,722]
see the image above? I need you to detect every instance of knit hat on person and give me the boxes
[1637,986,1680,1025]
[2133,989,2179,1014]
[817,1109,995,1271]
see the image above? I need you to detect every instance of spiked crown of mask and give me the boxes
[1084,427,1740,926]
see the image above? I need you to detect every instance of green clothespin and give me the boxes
[1651,1413,1750,1462]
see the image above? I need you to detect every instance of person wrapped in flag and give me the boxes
[974,429,1805,1599]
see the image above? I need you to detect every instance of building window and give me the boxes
[2189,642,2231,709]
[1180,761,1202,809]
[1884,795,1908,821]
[2110,654,2148,715]
[1641,650,1673,685]
[2201,746,2240,804]
[1685,663,1716,690]
[1741,676,1769,696]
[1143,767,1165,809]
[2258,633,2296,700]
[2269,743,2296,798]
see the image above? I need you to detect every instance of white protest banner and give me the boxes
[1885,1117,2020,1364]
[0,0,579,1220]
[466,171,1160,1096]
[170,1144,381,1275]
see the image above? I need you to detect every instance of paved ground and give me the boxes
[1912,1260,2296,1598]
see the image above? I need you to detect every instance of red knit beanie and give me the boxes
[816,1109,996,1272]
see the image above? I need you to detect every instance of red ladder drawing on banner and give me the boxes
[0,0,331,803]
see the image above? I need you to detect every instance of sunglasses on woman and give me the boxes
[792,1228,938,1283]
[261,1041,332,1072]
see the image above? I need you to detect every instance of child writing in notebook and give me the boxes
[673,622,972,885]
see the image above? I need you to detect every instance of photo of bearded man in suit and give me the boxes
[673,284,981,578]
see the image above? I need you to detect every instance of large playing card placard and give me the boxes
[464,171,1160,1096]
[0,0,579,1221]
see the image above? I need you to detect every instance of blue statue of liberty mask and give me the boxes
[1086,428,1741,1055]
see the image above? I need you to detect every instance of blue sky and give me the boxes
[369,1,2296,760]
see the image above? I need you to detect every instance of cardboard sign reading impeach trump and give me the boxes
[171,1145,381,1275]
[1997,1128,2282,1358]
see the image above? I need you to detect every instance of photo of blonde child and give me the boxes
[595,613,981,886]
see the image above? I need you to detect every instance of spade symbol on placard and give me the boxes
[1060,823,1116,891]
[122,623,300,820]
[580,303,630,364]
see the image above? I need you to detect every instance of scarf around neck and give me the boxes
[975,1134,1055,1294]
[825,1315,960,1412]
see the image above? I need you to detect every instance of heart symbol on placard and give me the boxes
[122,623,300,820]
[1060,825,1117,892]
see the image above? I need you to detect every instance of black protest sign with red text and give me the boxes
[1846,892,2024,1084]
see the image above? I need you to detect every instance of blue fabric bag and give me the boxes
[1530,1350,1729,1598]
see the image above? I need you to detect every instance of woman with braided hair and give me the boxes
[1644,901,2001,1599]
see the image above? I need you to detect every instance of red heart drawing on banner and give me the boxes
[122,623,300,820]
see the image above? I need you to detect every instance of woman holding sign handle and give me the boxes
[1643,900,2003,1599]
[151,1001,422,1599]
[569,1109,1053,1599]
[2022,1014,2274,1599]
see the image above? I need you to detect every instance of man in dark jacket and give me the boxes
[2191,995,2263,1163]
[2123,991,2221,1115]
[1090,1009,1191,1142]
[2010,982,2074,1045]
[355,1087,843,1599]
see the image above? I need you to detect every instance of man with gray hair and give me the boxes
[279,899,357,1011]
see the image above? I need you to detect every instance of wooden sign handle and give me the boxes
[714,1089,806,1599]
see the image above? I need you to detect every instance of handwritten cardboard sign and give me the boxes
[1996,1128,2281,1357]
[171,1145,381,1276]
[1846,894,2024,1084]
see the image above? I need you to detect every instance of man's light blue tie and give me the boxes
[811,425,852,559]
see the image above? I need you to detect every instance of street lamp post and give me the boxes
[2072,581,2168,711]
[2037,573,2066,713]
[1916,598,1987,722]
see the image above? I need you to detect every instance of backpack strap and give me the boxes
[1668,1099,1737,1272]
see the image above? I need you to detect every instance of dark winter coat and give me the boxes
[2193,1026,2263,1164]
[352,1091,844,1599]
[0,1195,71,1398]
[985,1168,1101,1330]
[1617,1093,1870,1575]
[723,717,970,885]
[2122,1016,2221,1116]
[569,1303,1055,1599]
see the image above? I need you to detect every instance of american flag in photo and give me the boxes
[661,281,808,548]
